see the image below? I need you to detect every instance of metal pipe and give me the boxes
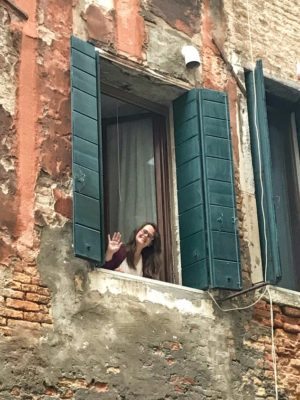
[219,281,269,302]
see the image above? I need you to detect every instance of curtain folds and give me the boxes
[106,118,157,241]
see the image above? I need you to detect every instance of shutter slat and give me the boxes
[74,193,100,230]
[71,36,104,264]
[176,136,200,166]
[179,206,205,239]
[203,117,228,138]
[205,136,230,159]
[71,49,96,76]
[72,88,97,119]
[206,158,232,182]
[178,180,203,213]
[71,36,96,58]
[181,231,206,267]
[176,158,202,189]
[73,111,98,144]
[72,68,97,96]
[73,136,99,172]
[73,164,100,199]
[174,117,199,146]
[208,181,233,207]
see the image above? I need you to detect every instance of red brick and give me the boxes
[0,316,6,325]
[0,295,4,304]
[282,305,300,317]
[21,284,50,296]
[31,277,42,285]
[23,266,39,276]
[13,272,31,284]
[254,300,267,310]
[290,359,300,369]
[25,292,50,304]
[282,315,300,325]
[8,281,22,290]
[273,316,284,328]
[283,323,300,334]
[37,286,50,296]
[93,382,109,393]
[266,303,282,313]
[13,264,24,272]
[6,298,40,311]
[253,308,272,319]
[54,194,72,219]
[1,289,25,300]
[44,386,58,396]
[7,319,41,329]
[0,306,23,319]
[24,312,52,323]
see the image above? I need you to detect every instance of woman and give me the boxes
[103,223,161,279]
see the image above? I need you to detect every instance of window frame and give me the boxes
[101,85,176,284]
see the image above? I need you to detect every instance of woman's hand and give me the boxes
[105,232,122,261]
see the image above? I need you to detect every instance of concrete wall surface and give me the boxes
[0,0,300,399]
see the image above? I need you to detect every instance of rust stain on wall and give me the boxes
[14,0,38,249]
[149,0,201,37]
[81,3,115,46]
[115,0,145,59]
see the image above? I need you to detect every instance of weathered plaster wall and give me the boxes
[1,226,300,399]
[0,5,20,265]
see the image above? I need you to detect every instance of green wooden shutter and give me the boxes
[173,89,241,290]
[245,60,281,284]
[71,36,104,263]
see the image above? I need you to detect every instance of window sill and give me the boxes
[89,269,300,316]
[89,268,215,318]
[263,285,300,308]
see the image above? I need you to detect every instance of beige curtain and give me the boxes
[106,117,157,242]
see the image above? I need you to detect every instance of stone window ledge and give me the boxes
[89,269,300,314]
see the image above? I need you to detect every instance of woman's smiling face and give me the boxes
[135,224,156,248]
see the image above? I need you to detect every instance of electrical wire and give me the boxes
[267,287,279,399]
[116,103,122,203]
[207,1,278,397]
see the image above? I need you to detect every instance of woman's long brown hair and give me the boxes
[126,222,162,279]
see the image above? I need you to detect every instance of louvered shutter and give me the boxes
[71,36,104,263]
[173,88,241,290]
[245,60,281,284]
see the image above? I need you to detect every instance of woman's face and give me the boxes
[135,224,156,249]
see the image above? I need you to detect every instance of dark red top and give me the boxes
[102,245,127,270]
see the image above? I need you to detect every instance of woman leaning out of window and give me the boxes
[102,223,161,279]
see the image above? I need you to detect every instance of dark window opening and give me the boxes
[267,95,300,291]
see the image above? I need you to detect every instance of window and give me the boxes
[71,36,242,290]
[245,60,300,292]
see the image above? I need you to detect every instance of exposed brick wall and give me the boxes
[0,265,52,336]
[251,300,300,400]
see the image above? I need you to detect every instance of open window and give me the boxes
[70,36,242,290]
[245,60,300,291]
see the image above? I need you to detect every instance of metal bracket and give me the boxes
[218,281,270,302]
